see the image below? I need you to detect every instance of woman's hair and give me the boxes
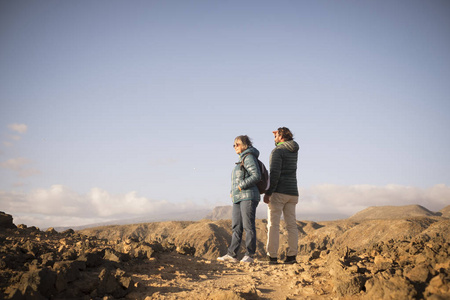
[277,127,294,141]
[235,135,253,149]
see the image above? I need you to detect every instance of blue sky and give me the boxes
[1,0,449,228]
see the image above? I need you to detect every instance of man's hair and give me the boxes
[277,127,294,141]
[235,135,253,149]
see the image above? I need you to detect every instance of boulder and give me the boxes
[77,251,104,268]
[327,253,365,296]
[405,263,434,283]
[424,273,450,299]
[7,268,57,299]
[364,270,417,299]
[0,212,16,229]
[96,268,131,299]
[53,261,86,292]
[373,255,394,271]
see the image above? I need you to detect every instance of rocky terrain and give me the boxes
[0,205,449,299]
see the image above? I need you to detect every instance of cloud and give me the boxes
[298,184,449,217]
[0,157,40,178]
[0,185,212,228]
[1,157,30,171]
[1,123,27,148]
[88,187,169,217]
[1,184,448,229]
[8,123,27,134]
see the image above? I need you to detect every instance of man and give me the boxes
[263,127,299,264]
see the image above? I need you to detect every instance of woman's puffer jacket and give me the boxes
[230,146,261,203]
[266,140,299,196]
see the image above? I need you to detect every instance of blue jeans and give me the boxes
[227,200,259,257]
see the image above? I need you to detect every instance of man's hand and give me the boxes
[263,194,270,204]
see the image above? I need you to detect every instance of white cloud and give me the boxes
[298,184,449,217]
[0,157,40,178]
[88,187,169,217]
[1,124,27,148]
[1,157,30,171]
[1,184,448,229]
[0,185,206,228]
[8,123,27,134]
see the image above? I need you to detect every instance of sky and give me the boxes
[1,0,449,228]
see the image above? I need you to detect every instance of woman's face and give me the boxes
[274,131,283,144]
[233,139,245,154]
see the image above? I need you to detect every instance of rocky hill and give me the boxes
[1,206,449,299]
[204,205,349,221]
[440,205,450,218]
[204,205,232,220]
[348,204,440,220]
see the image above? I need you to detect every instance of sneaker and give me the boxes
[268,256,278,265]
[217,254,238,263]
[240,255,254,263]
[284,255,297,264]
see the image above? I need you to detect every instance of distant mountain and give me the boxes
[296,213,349,221]
[53,204,445,232]
[348,204,439,221]
[52,209,210,232]
[204,206,232,220]
[204,205,268,220]
[204,205,349,221]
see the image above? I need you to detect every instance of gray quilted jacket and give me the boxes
[266,140,299,196]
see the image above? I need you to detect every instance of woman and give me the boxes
[218,135,261,263]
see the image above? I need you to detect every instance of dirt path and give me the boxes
[124,252,341,300]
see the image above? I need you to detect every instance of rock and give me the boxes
[240,284,260,298]
[23,240,40,257]
[77,251,104,268]
[308,250,321,261]
[60,248,77,261]
[208,289,246,300]
[53,261,86,292]
[9,268,57,299]
[364,270,417,299]
[62,229,75,236]
[176,244,196,256]
[133,242,158,259]
[424,273,450,299]
[327,253,365,296]
[45,227,57,234]
[0,212,16,229]
[103,249,123,262]
[40,252,56,267]
[374,255,394,271]
[347,265,360,274]
[96,268,129,298]
[405,263,433,283]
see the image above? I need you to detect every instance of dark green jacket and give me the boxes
[266,140,299,196]
[230,146,261,203]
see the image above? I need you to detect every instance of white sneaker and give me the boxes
[217,254,238,263]
[240,255,254,263]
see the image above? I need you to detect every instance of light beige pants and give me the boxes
[266,192,299,257]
